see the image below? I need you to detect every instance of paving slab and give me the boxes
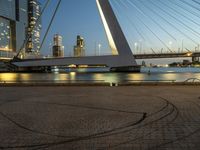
[0,86,200,149]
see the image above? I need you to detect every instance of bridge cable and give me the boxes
[179,0,200,12]
[126,0,177,42]
[119,0,173,53]
[39,0,62,52]
[158,0,200,27]
[16,0,51,58]
[114,1,146,42]
[191,0,200,6]
[110,0,145,54]
[121,0,175,53]
[139,0,198,45]
[111,0,147,42]
[168,0,200,20]
[113,0,161,51]
[111,0,155,54]
[149,0,200,39]
[112,0,158,52]
[118,0,176,52]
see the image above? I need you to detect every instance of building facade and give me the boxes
[52,34,64,57]
[0,0,28,59]
[74,35,85,57]
[26,0,41,55]
[0,0,41,60]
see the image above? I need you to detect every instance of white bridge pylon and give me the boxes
[13,0,138,69]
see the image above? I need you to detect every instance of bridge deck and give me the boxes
[134,52,200,59]
[10,52,200,68]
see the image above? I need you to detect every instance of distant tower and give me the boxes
[52,34,64,57]
[74,35,85,57]
[26,0,41,55]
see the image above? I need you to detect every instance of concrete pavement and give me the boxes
[0,86,200,149]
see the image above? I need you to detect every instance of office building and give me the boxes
[74,35,85,57]
[52,34,64,57]
[0,0,28,59]
[26,0,41,55]
[0,0,41,59]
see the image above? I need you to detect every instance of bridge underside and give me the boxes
[9,52,200,72]
[12,55,135,67]
[11,55,140,72]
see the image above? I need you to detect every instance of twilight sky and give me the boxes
[38,0,200,64]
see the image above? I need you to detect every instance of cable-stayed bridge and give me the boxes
[5,0,200,72]
[135,52,200,60]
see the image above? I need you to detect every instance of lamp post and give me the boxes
[134,42,138,54]
[169,41,173,53]
[139,40,142,54]
[49,42,52,58]
[98,44,101,56]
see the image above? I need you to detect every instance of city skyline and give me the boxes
[39,0,200,64]
[1,2,200,149]
[0,0,199,64]
[40,0,108,57]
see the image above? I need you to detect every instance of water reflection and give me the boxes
[161,73,177,81]
[126,73,146,81]
[1,67,200,83]
[19,74,31,81]
[92,73,104,82]
[69,72,76,81]
[105,73,121,83]
[0,73,18,82]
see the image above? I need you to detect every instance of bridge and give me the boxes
[9,0,139,72]
[134,52,200,60]
[5,0,200,72]
[1,51,200,61]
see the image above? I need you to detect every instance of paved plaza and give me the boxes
[0,86,200,149]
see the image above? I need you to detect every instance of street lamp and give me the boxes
[49,42,52,57]
[169,41,173,53]
[134,42,138,54]
[98,44,101,56]
[139,40,142,54]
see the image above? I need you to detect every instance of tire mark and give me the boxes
[0,96,171,149]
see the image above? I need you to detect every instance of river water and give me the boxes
[0,67,200,83]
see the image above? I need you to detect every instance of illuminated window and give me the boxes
[0,17,13,51]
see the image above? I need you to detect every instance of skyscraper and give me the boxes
[26,0,41,55]
[0,0,42,60]
[0,0,28,59]
[52,34,64,57]
[74,35,85,57]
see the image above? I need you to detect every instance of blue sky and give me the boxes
[39,0,108,56]
[38,0,200,64]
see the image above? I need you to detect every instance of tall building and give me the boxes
[0,0,28,59]
[52,34,64,57]
[26,0,41,55]
[0,0,42,60]
[74,35,85,57]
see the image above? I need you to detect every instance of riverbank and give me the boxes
[1,81,200,86]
